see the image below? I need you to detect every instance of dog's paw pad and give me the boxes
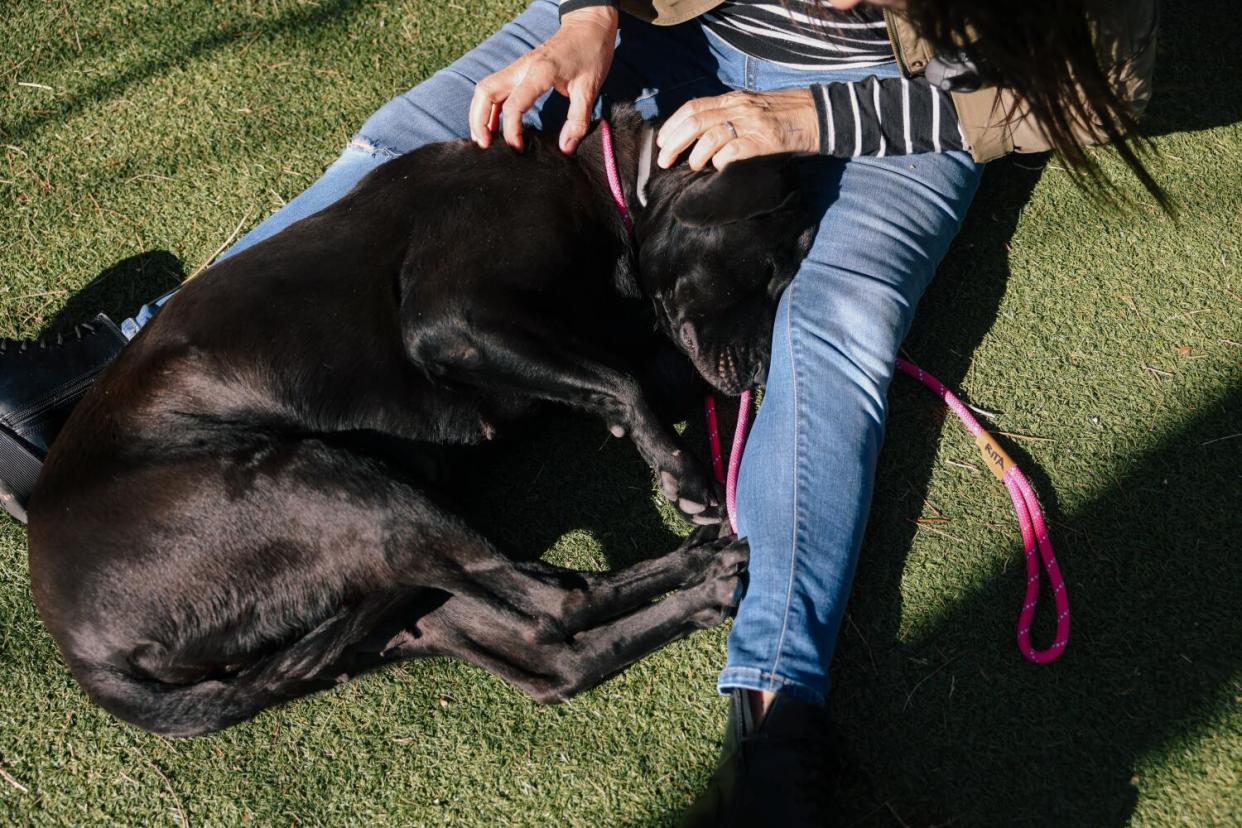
[677,498,707,515]
[659,471,679,499]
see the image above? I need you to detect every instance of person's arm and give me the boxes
[811,75,965,157]
[657,75,966,171]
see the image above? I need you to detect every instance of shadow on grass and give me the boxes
[1140,0,1242,140]
[453,410,688,568]
[824,381,1241,827]
[41,249,184,334]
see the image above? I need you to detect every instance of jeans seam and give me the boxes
[768,280,800,680]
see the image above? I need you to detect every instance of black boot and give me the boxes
[0,314,127,522]
[681,690,836,827]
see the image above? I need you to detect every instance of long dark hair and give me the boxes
[798,1,1169,210]
[901,0,1170,211]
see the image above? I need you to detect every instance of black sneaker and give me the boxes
[0,314,127,522]
[680,690,837,827]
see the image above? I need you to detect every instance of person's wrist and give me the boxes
[791,88,821,154]
[559,4,619,32]
[555,6,618,78]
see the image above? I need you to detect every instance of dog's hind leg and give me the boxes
[323,530,747,702]
[512,524,741,624]
[425,520,746,642]
[34,433,736,733]
[411,544,746,704]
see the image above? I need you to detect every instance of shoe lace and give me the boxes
[0,322,98,355]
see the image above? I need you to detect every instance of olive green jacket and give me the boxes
[615,0,1158,162]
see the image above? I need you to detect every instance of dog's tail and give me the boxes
[70,602,391,738]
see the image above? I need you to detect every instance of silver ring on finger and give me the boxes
[725,120,738,139]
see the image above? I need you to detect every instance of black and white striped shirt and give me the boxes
[557,0,966,157]
[703,2,892,71]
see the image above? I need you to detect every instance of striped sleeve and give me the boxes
[810,75,967,157]
[558,0,618,20]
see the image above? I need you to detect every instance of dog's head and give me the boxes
[635,155,816,395]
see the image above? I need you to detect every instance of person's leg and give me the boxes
[681,42,982,827]
[719,59,985,705]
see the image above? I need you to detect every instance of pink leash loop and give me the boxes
[893,357,1069,663]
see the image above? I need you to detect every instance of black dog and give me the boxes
[27,105,814,736]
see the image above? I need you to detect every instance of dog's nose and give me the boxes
[678,320,698,355]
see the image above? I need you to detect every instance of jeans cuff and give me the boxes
[717,667,826,706]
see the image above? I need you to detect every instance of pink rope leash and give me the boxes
[703,391,753,536]
[704,360,1070,664]
[599,119,633,235]
[892,358,1069,663]
[596,117,1067,663]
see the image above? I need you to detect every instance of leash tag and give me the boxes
[974,431,1016,482]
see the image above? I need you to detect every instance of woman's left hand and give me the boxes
[656,89,820,171]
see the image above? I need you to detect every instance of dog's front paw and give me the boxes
[711,537,749,603]
[657,450,723,525]
[689,537,749,626]
[678,527,746,587]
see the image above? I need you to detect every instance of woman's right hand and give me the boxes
[468,6,619,155]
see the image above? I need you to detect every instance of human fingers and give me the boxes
[710,136,763,169]
[559,76,597,154]
[686,122,739,171]
[656,95,733,168]
[470,69,514,149]
[501,59,557,151]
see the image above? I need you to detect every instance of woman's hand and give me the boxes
[656,89,820,171]
[469,7,618,155]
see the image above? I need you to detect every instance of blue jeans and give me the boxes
[122,0,983,705]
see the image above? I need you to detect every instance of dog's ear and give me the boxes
[672,157,801,228]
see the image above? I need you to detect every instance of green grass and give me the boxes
[1,0,1239,824]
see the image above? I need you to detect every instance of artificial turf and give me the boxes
[1,0,1239,824]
